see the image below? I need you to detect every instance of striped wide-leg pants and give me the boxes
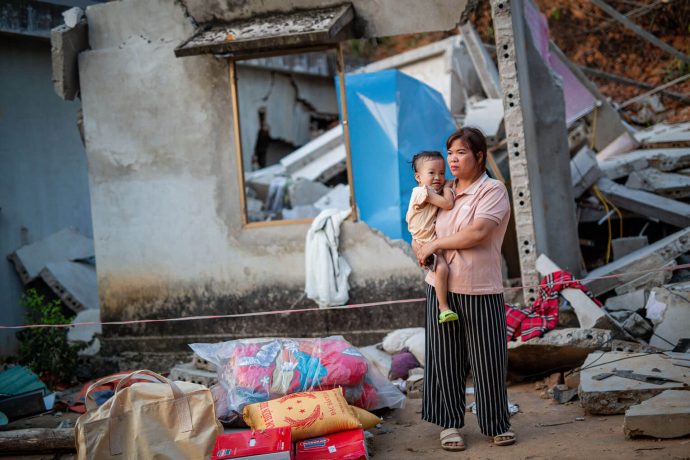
[422,283,511,436]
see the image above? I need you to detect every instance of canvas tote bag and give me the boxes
[75,370,221,459]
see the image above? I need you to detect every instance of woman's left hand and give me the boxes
[415,241,436,266]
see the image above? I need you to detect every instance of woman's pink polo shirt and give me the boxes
[425,173,510,295]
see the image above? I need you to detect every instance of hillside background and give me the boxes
[344,0,689,123]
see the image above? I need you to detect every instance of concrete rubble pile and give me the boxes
[344,9,690,442]
[7,227,102,356]
[244,23,507,222]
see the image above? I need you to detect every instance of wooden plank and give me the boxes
[598,148,690,180]
[0,428,74,453]
[625,168,690,199]
[596,177,690,228]
[536,254,611,330]
[584,227,690,296]
[590,0,690,65]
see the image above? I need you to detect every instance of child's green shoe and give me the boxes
[439,310,459,324]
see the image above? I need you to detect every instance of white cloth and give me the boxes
[305,208,352,308]
[382,327,425,366]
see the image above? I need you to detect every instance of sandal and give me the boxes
[439,310,459,324]
[493,431,516,446]
[440,428,466,451]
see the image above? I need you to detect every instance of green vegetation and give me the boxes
[17,289,82,387]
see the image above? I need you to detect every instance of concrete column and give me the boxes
[490,0,581,304]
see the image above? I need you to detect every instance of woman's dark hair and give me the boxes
[411,151,445,172]
[446,127,487,172]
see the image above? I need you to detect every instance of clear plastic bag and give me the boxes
[190,336,369,414]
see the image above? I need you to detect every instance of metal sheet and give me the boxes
[337,70,457,242]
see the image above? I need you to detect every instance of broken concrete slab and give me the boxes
[464,98,504,143]
[458,22,501,99]
[605,290,647,312]
[291,143,347,183]
[492,0,582,302]
[584,227,690,296]
[624,390,690,439]
[51,19,88,101]
[287,179,330,207]
[508,328,613,376]
[613,257,674,296]
[596,177,690,228]
[314,184,350,212]
[579,351,690,415]
[282,205,319,220]
[192,353,217,372]
[611,236,648,260]
[552,384,579,404]
[625,168,690,199]
[245,164,287,201]
[169,362,217,387]
[598,148,690,180]
[609,311,653,339]
[8,228,94,284]
[634,122,690,146]
[610,339,658,354]
[535,254,610,330]
[280,126,343,176]
[67,308,101,344]
[39,261,99,313]
[647,286,690,351]
[571,146,601,198]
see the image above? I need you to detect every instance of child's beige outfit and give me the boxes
[406,186,441,243]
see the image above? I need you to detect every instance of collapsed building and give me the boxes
[37,0,690,374]
[46,0,479,360]
[1,0,688,452]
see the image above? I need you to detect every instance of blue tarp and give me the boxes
[337,70,457,242]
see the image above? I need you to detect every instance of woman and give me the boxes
[415,127,515,451]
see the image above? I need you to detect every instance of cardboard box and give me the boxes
[295,429,367,460]
[212,428,292,460]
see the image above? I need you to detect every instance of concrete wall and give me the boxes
[0,35,93,355]
[79,0,424,353]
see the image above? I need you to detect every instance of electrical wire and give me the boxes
[592,185,613,263]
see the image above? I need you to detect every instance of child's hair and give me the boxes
[411,151,444,172]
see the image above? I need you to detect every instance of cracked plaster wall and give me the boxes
[236,65,338,168]
[79,0,423,350]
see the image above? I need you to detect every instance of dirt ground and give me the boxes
[4,382,689,459]
[369,382,690,460]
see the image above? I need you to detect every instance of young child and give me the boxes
[406,151,458,324]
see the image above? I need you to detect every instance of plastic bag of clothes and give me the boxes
[191,336,404,418]
[191,337,366,413]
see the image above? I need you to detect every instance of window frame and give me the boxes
[228,43,357,228]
